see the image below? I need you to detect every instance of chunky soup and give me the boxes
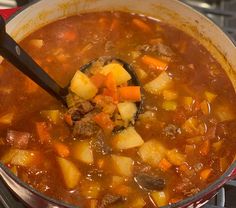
[0,11,236,208]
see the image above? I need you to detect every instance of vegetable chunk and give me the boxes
[117,102,137,123]
[72,140,94,164]
[100,63,131,85]
[144,72,172,95]
[70,70,98,100]
[57,157,81,189]
[111,154,134,177]
[138,140,166,167]
[112,127,144,150]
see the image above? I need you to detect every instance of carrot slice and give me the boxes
[141,55,168,71]
[132,18,151,32]
[158,158,172,172]
[118,86,141,102]
[35,122,51,144]
[93,112,114,133]
[90,73,106,88]
[53,141,70,157]
[200,168,212,181]
[199,140,210,156]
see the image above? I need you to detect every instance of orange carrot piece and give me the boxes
[93,112,114,133]
[118,86,141,102]
[141,55,168,71]
[132,18,151,32]
[90,73,106,88]
[158,158,172,172]
[200,140,210,156]
[200,168,212,181]
[35,122,51,144]
[113,184,132,197]
[64,113,73,126]
[105,73,118,102]
[53,141,70,157]
[62,31,77,41]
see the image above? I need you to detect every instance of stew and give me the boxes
[0,11,236,208]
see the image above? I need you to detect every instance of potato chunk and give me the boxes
[138,140,166,167]
[70,70,98,100]
[57,157,81,189]
[117,102,137,123]
[144,71,172,95]
[100,63,131,85]
[1,149,41,167]
[72,140,94,165]
[111,154,134,177]
[112,127,144,150]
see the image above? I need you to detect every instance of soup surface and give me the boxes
[0,11,236,208]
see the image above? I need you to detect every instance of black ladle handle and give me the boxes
[0,16,67,105]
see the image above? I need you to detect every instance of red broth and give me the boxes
[0,11,235,208]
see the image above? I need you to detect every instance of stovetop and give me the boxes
[0,0,236,208]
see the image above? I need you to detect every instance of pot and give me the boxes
[0,0,235,208]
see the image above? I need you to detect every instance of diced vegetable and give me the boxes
[162,101,177,111]
[162,90,178,101]
[150,191,168,207]
[0,112,14,125]
[182,117,206,136]
[118,86,141,102]
[112,127,144,150]
[72,140,94,164]
[129,196,146,208]
[204,91,217,103]
[185,144,196,154]
[64,113,73,126]
[200,168,212,181]
[40,110,60,124]
[93,112,114,133]
[138,140,166,167]
[52,141,70,158]
[132,18,151,32]
[111,154,134,177]
[219,157,228,172]
[104,72,118,102]
[100,63,131,85]
[81,180,101,199]
[110,176,125,188]
[186,136,203,145]
[117,102,137,124]
[70,70,98,100]
[158,158,172,172]
[35,122,51,144]
[113,184,133,196]
[166,149,186,166]
[214,104,235,122]
[29,39,44,49]
[57,157,81,189]
[144,71,173,95]
[1,149,41,167]
[90,73,106,88]
[212,140,223,152]
[182,96,194,110]
[141,55,168,71]
[199,140,210,156]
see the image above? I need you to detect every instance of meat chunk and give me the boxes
[134,173,165,191]
[162,124,181,139]
[91,131,112,155]
[6,130,30,149]
[99,194,123,208]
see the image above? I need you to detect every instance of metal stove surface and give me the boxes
[0,0,236,208]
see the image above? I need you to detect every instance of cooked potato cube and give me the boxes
[162,89,178,101]
[144,71,172,95]
[72,140,94,165]
[166,149,186,166]
[138,140,166,167]
[117,102,137,123]
[130,196,146,208]
[162,100,177,111]
[70,70,98,100]
[112,127,144,150]
[57,157,81,189]
[100,63,131,85]
[150,191,168,207]
[0,149,41,167]
[110,175,125,188]
[204,91,217,103]
[111,154,134,177]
